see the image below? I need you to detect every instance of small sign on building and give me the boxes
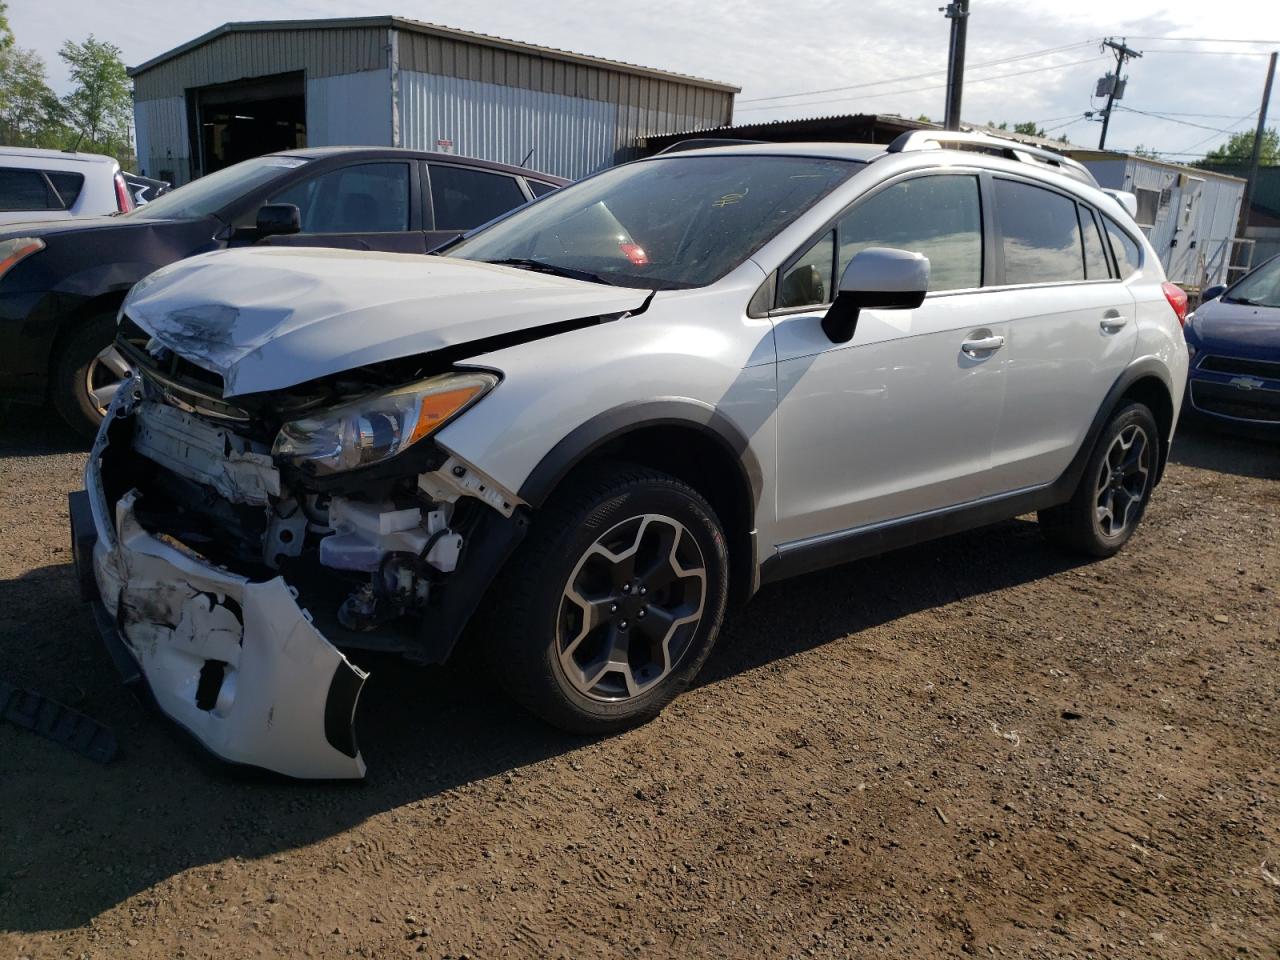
[435,138,455,153]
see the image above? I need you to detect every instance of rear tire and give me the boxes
[482,462,730,735]
[51,312,129,441]
[1039,401,1159,557]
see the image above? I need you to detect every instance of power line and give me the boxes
[735,55,1106,113]
[1041,116,1087,134]
[1140,49,1279,57]
[1169,110,1259,156]
[1114,105,1260,134]
[735,40,1098,104]
[1123,36,1280,45]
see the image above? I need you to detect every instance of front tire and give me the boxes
[51,312,131,440]
[483,463,730,734]
[1039,401,1159,557]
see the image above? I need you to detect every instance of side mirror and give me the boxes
[256,203,301,238]
[822,247,929,343]
[1200,284,1226,303]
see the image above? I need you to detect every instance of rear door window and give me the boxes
[0,168,59,211]
[270,162,410,234]
[1103,217,1142,278]
[993,179,1085,285]
[526,179,558,198]
[430,165,528,230]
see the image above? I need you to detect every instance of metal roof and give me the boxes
[128,16,739,92]
[1067,150,1246,184]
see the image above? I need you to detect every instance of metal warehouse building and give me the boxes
[129,17,738,186]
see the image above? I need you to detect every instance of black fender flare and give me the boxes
[516,397,765,513]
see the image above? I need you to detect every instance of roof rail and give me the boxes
[885,130,1097,188]
[656,138,766,155]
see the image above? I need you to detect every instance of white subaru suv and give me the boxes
[72,133,1188,778]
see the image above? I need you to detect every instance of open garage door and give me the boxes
[190,72,306,178]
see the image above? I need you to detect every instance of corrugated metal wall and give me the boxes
[134,96,189,184]
[132,26,389,102]
[1081,156,1245,285]
[402,71,672,179]
[396,29,734,118]
[132,21,735,183]
[306,70,393,148]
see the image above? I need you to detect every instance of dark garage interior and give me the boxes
[189,71,306,176]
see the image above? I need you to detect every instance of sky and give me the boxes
[8,0,1280,160]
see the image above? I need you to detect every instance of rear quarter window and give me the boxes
[45,171,85,208]
[1103,217,1143,278]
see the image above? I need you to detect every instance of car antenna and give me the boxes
[520,146,535,167]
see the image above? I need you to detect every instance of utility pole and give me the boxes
[1097,38,1142,150]
[942,0,970,130]
[1238,51,1277,239]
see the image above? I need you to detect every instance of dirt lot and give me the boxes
[0,412,1276,959]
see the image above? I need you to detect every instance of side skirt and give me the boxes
[759,483,1065,585]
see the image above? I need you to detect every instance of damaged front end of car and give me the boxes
[73,319,530,780]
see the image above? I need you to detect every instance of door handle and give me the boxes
[1099,313,1129,333]
[961,334,1005,356]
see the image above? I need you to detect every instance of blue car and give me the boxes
[1183,254,1280,434]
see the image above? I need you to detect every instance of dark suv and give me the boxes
[0,147,564,436]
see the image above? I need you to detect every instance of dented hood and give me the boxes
[123,246,651,397]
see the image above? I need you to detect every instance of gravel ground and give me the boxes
[0,412,1276,959]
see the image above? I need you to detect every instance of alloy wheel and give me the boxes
[557,513,707,702]
[1094,424,1151,538]
[85,344,132,416]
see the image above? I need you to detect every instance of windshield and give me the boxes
[448,155,860,289]
[127,155,311,221]
[1225,255,1280,308]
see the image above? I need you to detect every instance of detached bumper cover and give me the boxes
[74,450,368,779]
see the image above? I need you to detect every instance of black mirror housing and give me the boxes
[1200,284,1227,303]
[256,203,301,238]
[822,248,930,343]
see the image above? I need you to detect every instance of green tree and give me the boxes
[1201,128,1279,167]
[0,1,13,52]
[0,46,66,146]
[1012,121,1046,137]
[1132,144,1160,159]
[58,35,133,164]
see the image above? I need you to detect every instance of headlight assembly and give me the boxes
[272,371,497,475]
[0,237,46,281]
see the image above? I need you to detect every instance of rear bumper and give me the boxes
[73,418,369,779]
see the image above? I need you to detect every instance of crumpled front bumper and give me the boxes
[73,423,369,780]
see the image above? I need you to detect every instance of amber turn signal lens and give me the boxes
[408,385,487,444]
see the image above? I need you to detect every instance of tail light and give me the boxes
[114,172,133,213]
[618,242,648,266]
[1162,281,1188,327]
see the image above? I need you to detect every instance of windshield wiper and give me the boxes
[483,258,617,286]
[1223,295,1260,305]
